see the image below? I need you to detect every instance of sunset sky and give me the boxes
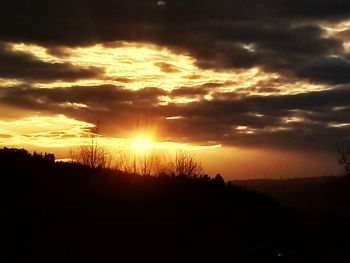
[1,1,350,179]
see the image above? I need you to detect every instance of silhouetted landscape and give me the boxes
[3,0,350,262]
[1,147,350,262]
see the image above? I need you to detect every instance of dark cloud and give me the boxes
[0,43,102,82]
[0,85,165,110]
[161,86,350,149]
[169,83,225,98]
[297,56,350,84]
[1,1,350,151]
[170,86,210,97]
[113,77,134,83]
[1,1,350,84]
[154,62,180,73]
[1,84,350,150]
[0,85,166,136]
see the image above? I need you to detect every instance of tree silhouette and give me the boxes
[115,149,169,176]
[70,130,110,169]
[168,150,203,177]
[336,146,350,175]
[214,174,225,186]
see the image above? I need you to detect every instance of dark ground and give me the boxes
[1,147,350,262]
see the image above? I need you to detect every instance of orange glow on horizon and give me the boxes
[0,114,220,154]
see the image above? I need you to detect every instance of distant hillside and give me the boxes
[1,147,350,262]
[235,176,350,217]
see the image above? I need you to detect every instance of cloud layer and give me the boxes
[0,43,103,82]
[1,0,350,84]
[0,0,350,151]
[1,84,350,150]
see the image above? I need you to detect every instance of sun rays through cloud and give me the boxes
[1,0,350,178]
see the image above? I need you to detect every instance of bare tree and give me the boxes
[152,150,171,175]
[114,149,170,176]
[138,154,154,176]
[336,145,350,175]
[168,150,204,177]
[70,130,110,169]
[138,150,169,176]
[114,150,134,173]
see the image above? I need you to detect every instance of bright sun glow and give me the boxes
[132,137,153,152]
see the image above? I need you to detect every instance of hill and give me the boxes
[235,176,350,217]
[0,147,350,262]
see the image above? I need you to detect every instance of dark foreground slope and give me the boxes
[0,148,349,262]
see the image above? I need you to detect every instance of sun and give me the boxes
[132,137,153,152]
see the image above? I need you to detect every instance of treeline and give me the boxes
[0,146,294,262]
[0,146,210,179]
[1,147,350,262]
[69,137,205,177]
[0,147,55,165]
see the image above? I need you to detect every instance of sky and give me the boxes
[1,0,350,179]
